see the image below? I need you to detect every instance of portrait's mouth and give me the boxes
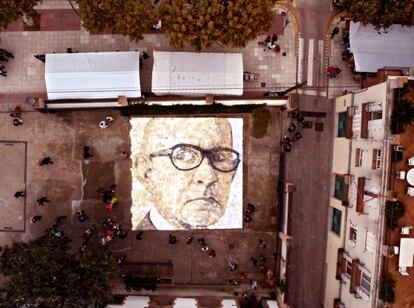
[184,197,220,209]
[179,197,224,226]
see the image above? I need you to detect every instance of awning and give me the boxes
[152,51,243,96]
[349,22,414,73]
[45,51,141,100]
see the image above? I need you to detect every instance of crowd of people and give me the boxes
[9,106,23,126]
[280,108,309,152]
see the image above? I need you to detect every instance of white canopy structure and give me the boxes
[151,51,243,96]
[349,22,414,73]
[45,51,141,100]
[107,296,149,308]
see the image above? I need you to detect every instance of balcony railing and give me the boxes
[356,177,366,213]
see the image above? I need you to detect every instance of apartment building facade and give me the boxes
[324,77,408,308]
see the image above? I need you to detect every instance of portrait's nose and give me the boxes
[193,158,218,186]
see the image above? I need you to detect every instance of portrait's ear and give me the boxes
[132,153,155,191]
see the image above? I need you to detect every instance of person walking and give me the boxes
[9,106,22,118]
[82,224,96,240]
[168,234,177,245]
[0,48,14,59]
[30,215,42,223]
[258,239,267,249]
[13,118,23,126]
[14,191,25,198]
[135,231,143,240]
[228,261,238,272]
[37,197,50,206]
[76,210,88,222]
[118,229,129,239]
[186,235,193,244]
[330,26,340,39]
[251,257,258,267]
[83,146,93,159]
[208,250,216,258]
[38,157,53,166]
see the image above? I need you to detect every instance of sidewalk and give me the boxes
[0,5,298,106]
[326,15,360,99]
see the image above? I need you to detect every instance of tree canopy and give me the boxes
[0,236,118,307]
[339,0,414,29]
[159,0,276,50]
[76,0,156,41]
[0,0,41,30]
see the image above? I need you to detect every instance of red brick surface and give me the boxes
[1,10,80,32]
[0,93,47,105]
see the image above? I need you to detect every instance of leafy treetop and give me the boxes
[159,0,276,50]
[76,0,157,41]
[0,0,41,30]
[339,0,414,29]
[0,236,119,308]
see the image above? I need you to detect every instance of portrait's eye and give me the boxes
[172,146,202,170]
[211,150,240,172]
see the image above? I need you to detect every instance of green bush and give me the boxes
[123,275,157,292]
[379,274,395,303]
[390,100,414,134]
[385,201,405,230]
[277,279,287,294]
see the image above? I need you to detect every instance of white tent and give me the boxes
[45,51,141,100]
[107,296,149,308]
[349,22,414,73]
[151,51,243,96]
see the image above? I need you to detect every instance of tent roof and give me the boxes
[151,51,243,96]
[349,22,414,73]
[45,51,141,100]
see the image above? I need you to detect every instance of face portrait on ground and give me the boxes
[130,117,243,230]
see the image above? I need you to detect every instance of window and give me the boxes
[331,208,342,235]
[334,175,345,200]
[341,253,353,279]
[337,112,347,137]
[358,267,371,295]
[355,148,362,167]
[372,149,382,169]
[349,226,357,242]
[364,230,375,253]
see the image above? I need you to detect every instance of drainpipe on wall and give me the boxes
[372,79,394,307]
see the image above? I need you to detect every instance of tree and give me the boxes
[159,0,276,50]
[384,200,405,230]
[0,0,41,30]
[338,0,414,30]
[390,99,414,134]
[379,274,396,303]
[0,236,119,307]
[76,0,156,42]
